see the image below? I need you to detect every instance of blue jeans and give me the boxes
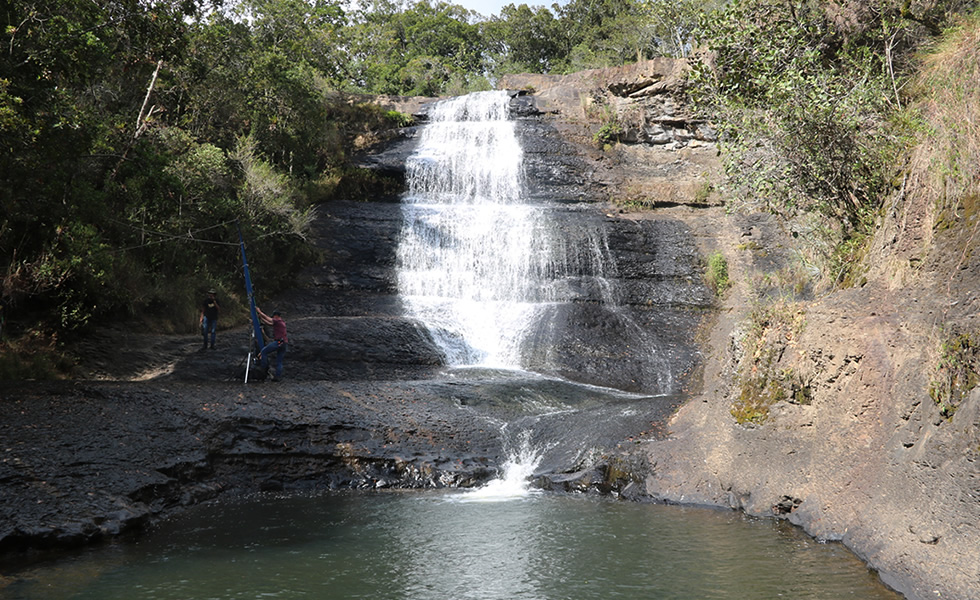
[202,316,217,347]
[260,340,287,379]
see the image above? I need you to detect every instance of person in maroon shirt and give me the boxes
[256,307,287,381]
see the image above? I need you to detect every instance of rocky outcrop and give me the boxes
[629,203,980,600]
[341,78,715,394]
[359,60,724,208]
[501,59,723,208]
[0,379,502,554]
[1,63,715,564]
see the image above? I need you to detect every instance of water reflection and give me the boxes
[1,491,901,600]
[398,498,547,599]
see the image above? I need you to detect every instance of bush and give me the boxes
[688,0,929,285]
[929,332,980,419]
[730,300,807,425]
[385,110,415,128]
[593,119,623,147]
[704,251,730,294]
[906,10,980,230]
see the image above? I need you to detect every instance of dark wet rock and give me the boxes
[0,379,504,555]
[506,90,546,118]
[352,126,423,178]
[536,468,604,493]
[6,58,972,600]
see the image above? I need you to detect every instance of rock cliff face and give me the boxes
[501,59,723,208]
[636,207,980,600]
[351,64,980,600]
[353,74,716,394]
[504,60,979,600]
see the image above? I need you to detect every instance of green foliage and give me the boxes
[556,0,650,70]
[929,332,980,419]
[341,0,490,95]
[385,110,415,128]
[4,0,973,377]
[0,329,74,381]
[0,0,347,358]
[733,374,786,424]
[693,179,714,205]
[588,97,625,148]
[643,0,723,58]
[748,263,814,302]
[733,366,812,424]
[483,0,704,75]
[687,0,951,285]
[731,300,807,424]
[907,10,980,230]
[485,4,566,73]
[333,167,405,201]
[828,216,874,288]
[704,251,730,295]
[593,120,624,147]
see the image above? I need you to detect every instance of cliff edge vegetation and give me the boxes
[633,10,980,600]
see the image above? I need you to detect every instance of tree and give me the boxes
[688,0,951,282]
[232,0,347,78]
[555,0,648,70]
[641,0,716,58]
[0,0,321,344]
[1,0,199,324]
[485,4,566,73]
[342,0,490,95]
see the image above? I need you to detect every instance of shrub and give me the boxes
[385,110,415,128]
[704,251,730,294]
[593,119,623,147]
[688,0,927,285]
[906,11,980,233]
[929,332,980,419]
[730,300,807,424]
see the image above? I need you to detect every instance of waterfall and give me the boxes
[397,90,611,368]
[456,429,543,502]
[396,90,675,393]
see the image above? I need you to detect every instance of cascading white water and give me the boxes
[457,429,543,502]
[396,90,676,393]
[397,90,566,367]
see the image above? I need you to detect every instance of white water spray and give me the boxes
[458,429,543,502]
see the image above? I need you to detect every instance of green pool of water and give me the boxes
[2,490,902,600]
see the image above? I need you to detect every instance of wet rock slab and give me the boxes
[0,370,682,561]
[1,77,717,568]
[0,379,500,557]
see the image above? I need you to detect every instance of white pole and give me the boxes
[244,332,254,383]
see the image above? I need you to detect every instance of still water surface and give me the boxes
[4,490,901,600]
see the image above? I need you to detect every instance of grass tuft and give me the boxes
[705,251,730,295]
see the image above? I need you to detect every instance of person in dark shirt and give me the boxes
[199,289,220,350]
[256,307,287,381]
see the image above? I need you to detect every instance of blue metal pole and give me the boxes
[238,223,265,381]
